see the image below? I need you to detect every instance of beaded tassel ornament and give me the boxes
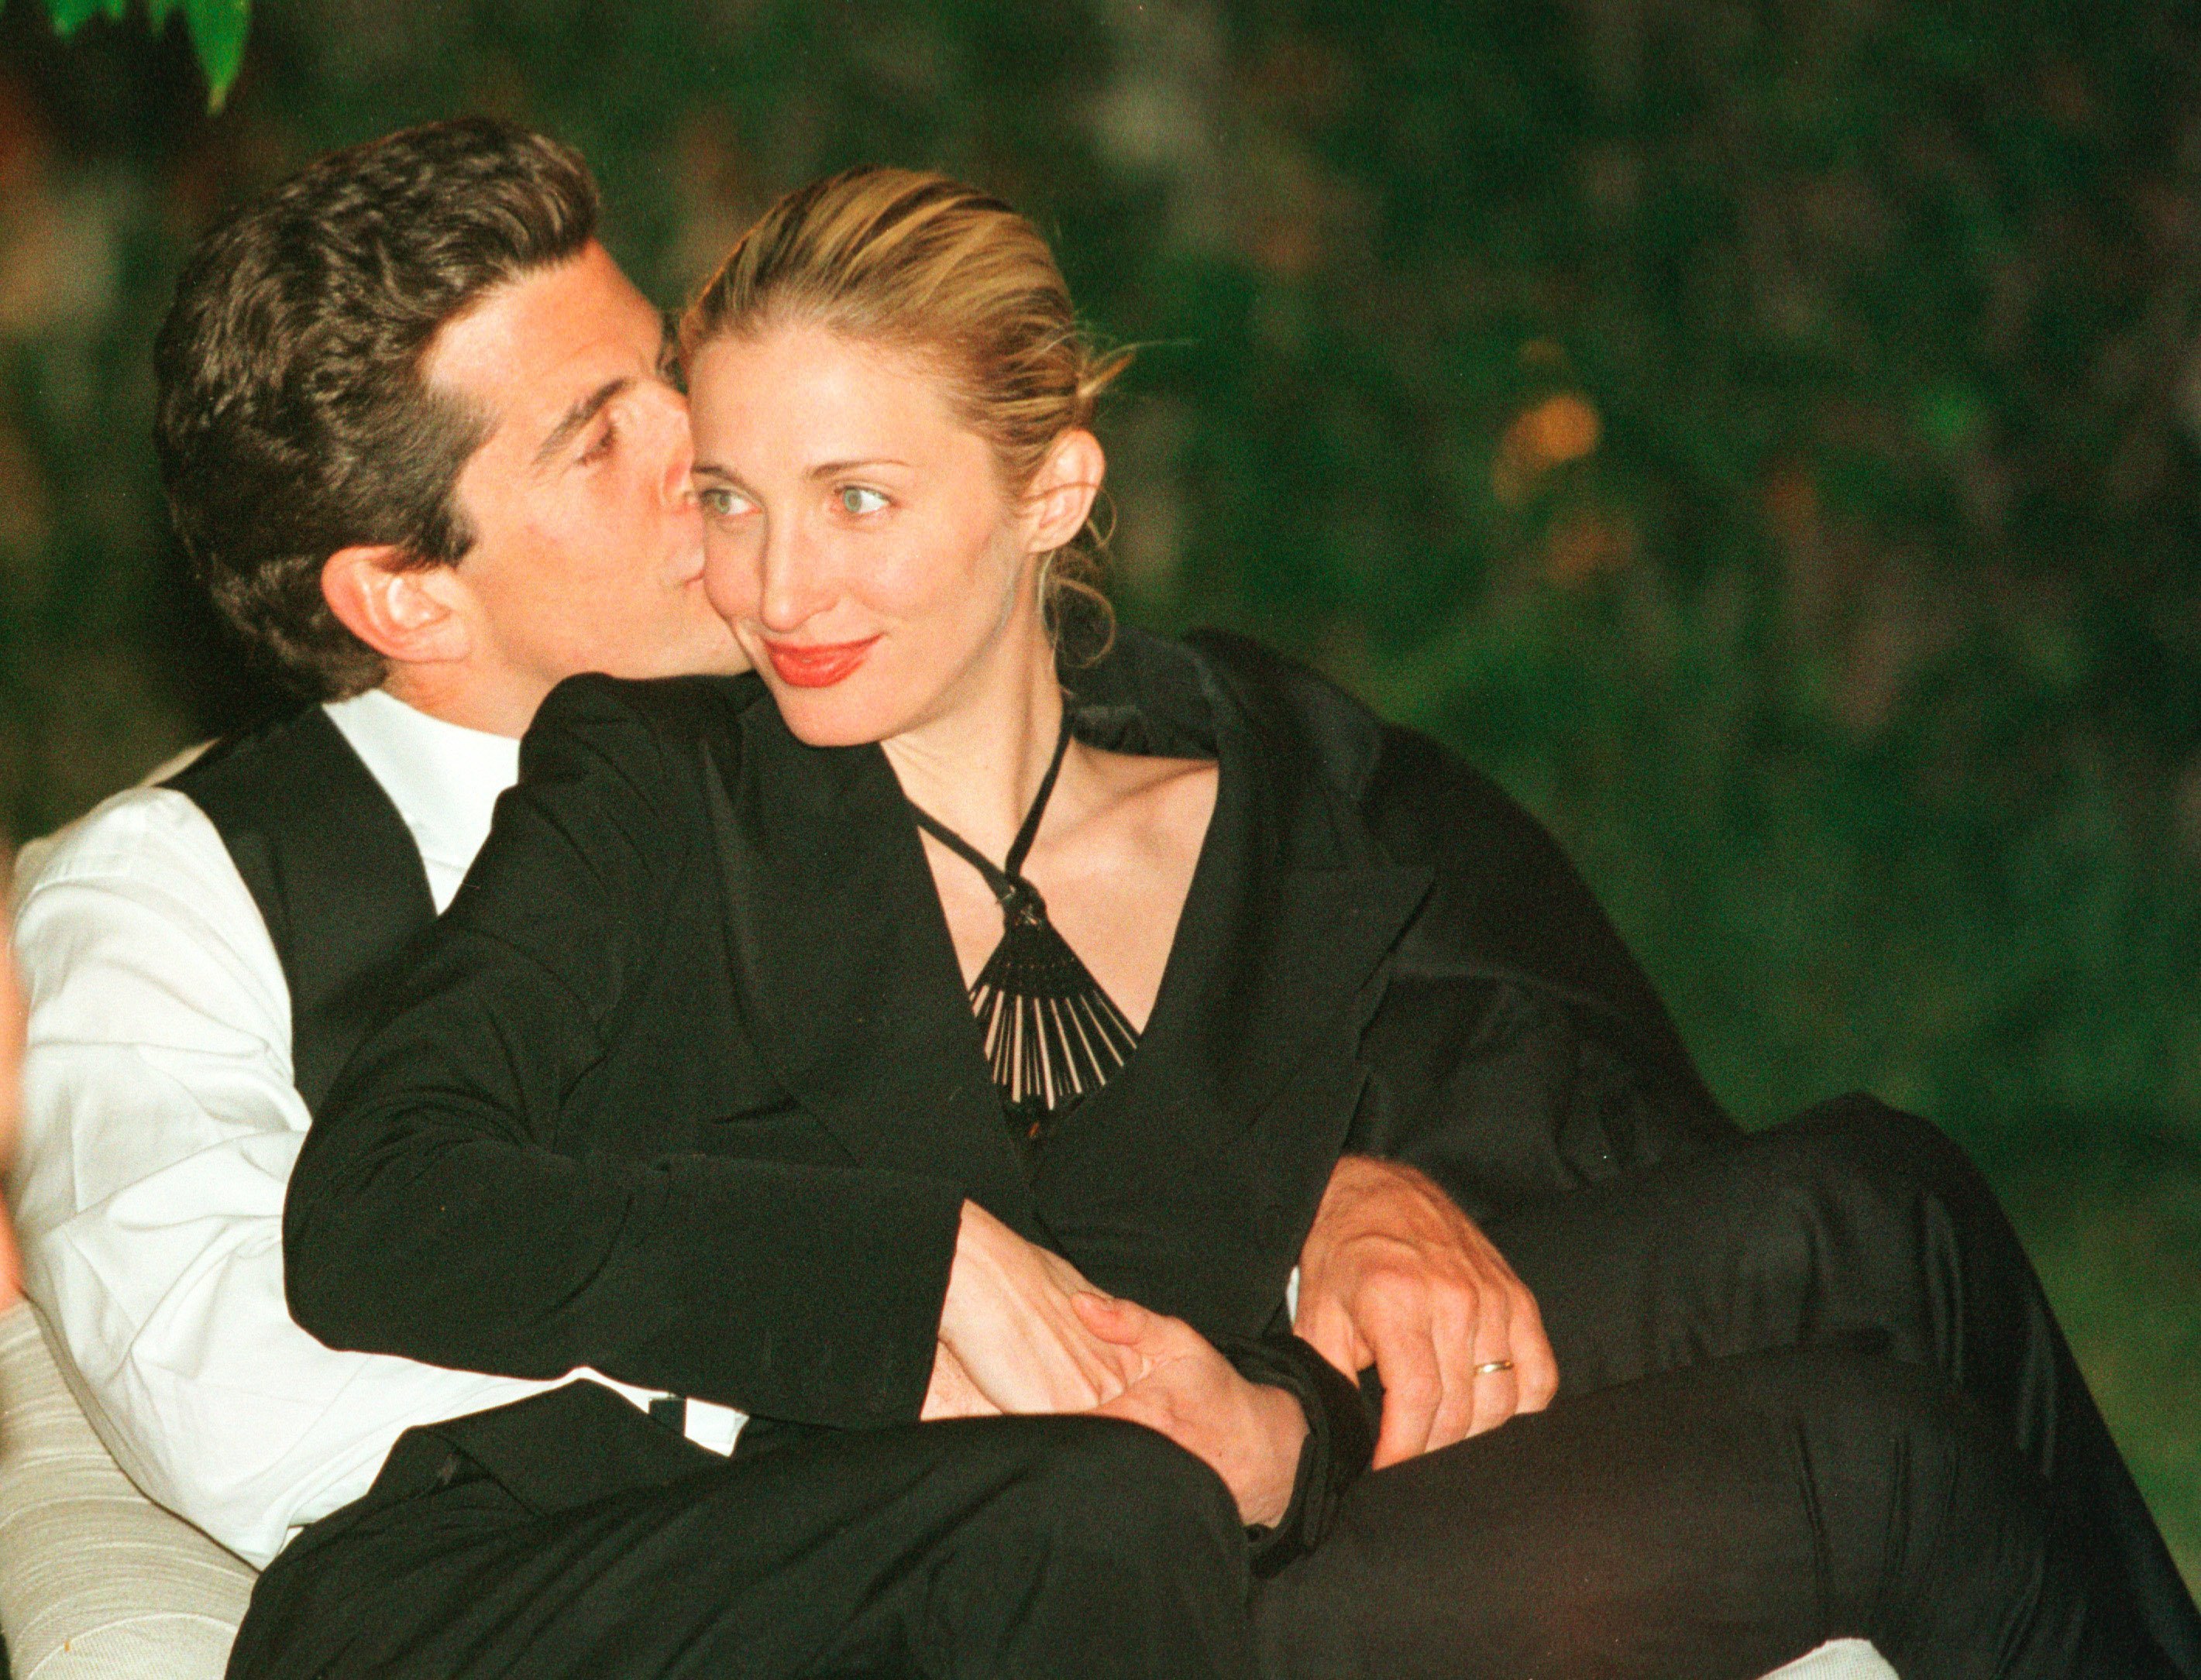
[908,716,1140,1142]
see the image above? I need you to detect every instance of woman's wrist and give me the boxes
[1242,1379,1312,1530]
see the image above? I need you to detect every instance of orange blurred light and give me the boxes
[1494,392,1602,502]
[1514,393,1601,466]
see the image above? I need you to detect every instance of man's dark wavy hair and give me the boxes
[153,117,600,699]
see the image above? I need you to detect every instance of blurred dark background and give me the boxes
[2,0,2194,1582]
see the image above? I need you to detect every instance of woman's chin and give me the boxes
[765,684,899,748]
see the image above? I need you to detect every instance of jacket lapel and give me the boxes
[703,697,1039,1235]
[699,630,1436,1298]
[1034,642,1432,1329]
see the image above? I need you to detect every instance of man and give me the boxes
[5,115,1565,1616]
[9,119,753,1570]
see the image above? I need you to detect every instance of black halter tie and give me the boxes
[907,715,1140,1143]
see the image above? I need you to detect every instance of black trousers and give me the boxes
[227,1410,1260,1680]
[228,1101,2196,1679]
[1481,1094,2201,1676]
[228,1350,2135,1680]
[1254,1348,2161,1679]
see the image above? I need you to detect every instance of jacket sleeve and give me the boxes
[1182,628,1736,1206]
[1346,721,1742,1218]
[1213,1331,1377,1576]
[1347,968,1731,1224]
[284,677,965,1430]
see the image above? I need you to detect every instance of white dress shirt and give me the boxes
[9,687,738,1569]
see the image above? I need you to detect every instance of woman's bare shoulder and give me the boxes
[1071,746,1217,870]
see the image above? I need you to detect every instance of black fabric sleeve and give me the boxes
[284,676,965,1429]
[1356,723,1714,1093]
[1346,971,1731,1224]
[1179,632,1737,1211]
[1212,1332,1377,1578]
[1336,726,1740,1221]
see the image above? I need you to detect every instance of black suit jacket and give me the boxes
[286,628,1732,1531]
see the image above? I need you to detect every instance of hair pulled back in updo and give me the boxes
[679,167,1130,653]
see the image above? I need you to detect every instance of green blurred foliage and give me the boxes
[1,0,2196,1575]
[26,0,248,105]
[13,0,2192,1143]
[2,0,2195,1132]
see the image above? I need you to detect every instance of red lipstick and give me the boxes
[762,635,879,688]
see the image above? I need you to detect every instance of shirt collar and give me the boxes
[321,687,520,906]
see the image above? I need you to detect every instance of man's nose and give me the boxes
[643,390,705,582]
[645,387,697,508]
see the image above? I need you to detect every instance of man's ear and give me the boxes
[322,545,473,669]
[1025,429,1106,555]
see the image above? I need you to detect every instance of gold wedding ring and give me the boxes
[1474,1359,1515,1376]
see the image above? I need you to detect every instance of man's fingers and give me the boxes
[1421,1287,1482,1452]
[1479,1276,1532,1435]
[1511,1289,1560,1414]
[1294,1294,1366,1383]
[1298,1158,1562,1464]
[1465,1286,1519,1437]
[1372,1361,1443,1470]
[1088,1385,1153,1426]
[1468,1362,1518,1436]
[1368,1296,1443,1469]
[1072,1293,1202,1377]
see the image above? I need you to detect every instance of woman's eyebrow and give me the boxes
[806,457,910,478]
[534,376,631,466]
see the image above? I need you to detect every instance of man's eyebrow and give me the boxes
[533,376,631,467]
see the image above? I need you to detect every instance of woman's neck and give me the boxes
[879,624,1066,860]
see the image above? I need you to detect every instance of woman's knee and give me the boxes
[979,1416,1245,1564]
[910,1418,1258,1676]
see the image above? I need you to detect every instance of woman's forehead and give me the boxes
[688,325,979,464]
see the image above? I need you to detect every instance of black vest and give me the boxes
[166,707,438,1114]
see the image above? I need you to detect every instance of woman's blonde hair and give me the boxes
[680,167,1130,651]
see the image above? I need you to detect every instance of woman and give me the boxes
[267,169,2189,1680]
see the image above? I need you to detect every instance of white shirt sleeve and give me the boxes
[9,787,564,1568]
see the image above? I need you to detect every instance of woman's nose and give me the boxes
[755,524,834,634]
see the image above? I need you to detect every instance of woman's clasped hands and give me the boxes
[923,1201,1306,1528]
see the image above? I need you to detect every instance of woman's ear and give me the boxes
[321,545,474,669]
[1025,429,1106,555]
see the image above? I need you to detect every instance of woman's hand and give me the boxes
[1078,1294,1308,1530]
[920,1341,1002,1421]
[934,1200,1153,1414]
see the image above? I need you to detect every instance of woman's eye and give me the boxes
[698,486,751,518]
[839,486,889,516]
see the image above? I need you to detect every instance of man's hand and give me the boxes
[1295,1156,1557,1469]
[1078,1294,1307,1529]
[934,1201,1157,1414]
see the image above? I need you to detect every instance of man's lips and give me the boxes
[761,635,880,688]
